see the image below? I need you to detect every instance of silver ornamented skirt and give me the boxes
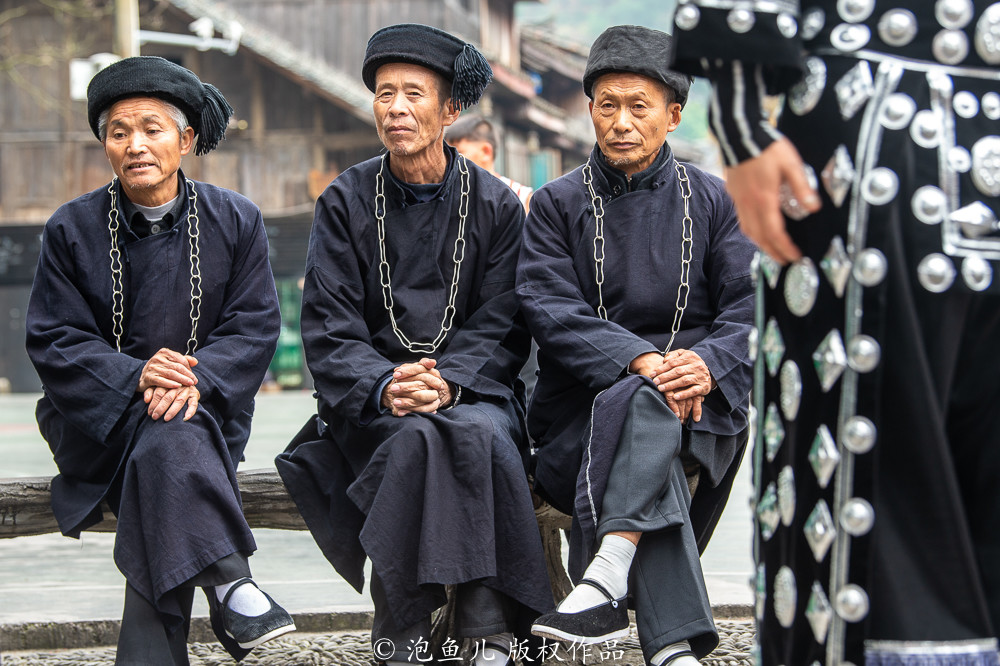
[753,49,1000,666]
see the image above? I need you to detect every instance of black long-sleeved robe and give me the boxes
[25,174,280,624]
[673,2,1000,665]
[516,143,756,660]
[517,144,756,513]
[276,146,553,634]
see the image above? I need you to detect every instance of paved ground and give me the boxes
[2,620,756,665]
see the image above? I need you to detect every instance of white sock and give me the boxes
[651,640,699,665]
[474,631,513,666]
[556,534,636,613]
[215,579,272,617]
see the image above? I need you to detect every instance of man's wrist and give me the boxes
[443,382,462,410]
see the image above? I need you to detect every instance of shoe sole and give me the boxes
[229,621,297,649]
[530,623,629,645]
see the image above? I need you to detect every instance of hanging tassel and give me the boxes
[451,43,493,111]
[195,83,234,156]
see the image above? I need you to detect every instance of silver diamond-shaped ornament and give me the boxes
[812,329,848,392]
[764,402,786,463]
[804,498,837,562]
[806,581,834,644]
[754,563,766,622]
[821,145,856,208]
[760,253,782,289]
[763,317,786,377]
[758,481,780,541]
[809,424,841,488]
[777,466,796,526]
[821,235,852,297]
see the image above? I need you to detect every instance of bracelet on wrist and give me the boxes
[443,383,462,410]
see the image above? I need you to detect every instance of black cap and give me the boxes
[87,56,233,156]
[362,23,493,111]
[583,25,692,108]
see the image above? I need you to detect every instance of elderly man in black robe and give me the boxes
[517,26,756,666]
[275,23,552,666]
[25,57,294,664]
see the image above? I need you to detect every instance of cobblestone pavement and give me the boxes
[2,620,755,665]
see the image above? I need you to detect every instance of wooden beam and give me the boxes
[0,469,305,538]
[114,0,140,58]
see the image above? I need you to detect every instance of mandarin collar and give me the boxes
[591,142,673,200]
[116,173,188,238]
[384,144,458,206]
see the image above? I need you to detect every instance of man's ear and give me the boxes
[665,103,683,133]
[179,126,195,156]
[443,100,461,127]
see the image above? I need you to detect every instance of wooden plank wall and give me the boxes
[0,0,381,228]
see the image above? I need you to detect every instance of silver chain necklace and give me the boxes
[374,153,470,354]
[582,157,694,354]
[107,178,203,355]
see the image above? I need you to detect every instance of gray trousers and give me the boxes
[370,572,513,661]
[115,552,250,666]
[597,386,722,662]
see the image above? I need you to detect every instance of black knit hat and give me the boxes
[87,56,233,156]
[583,25,692,108]
[362,23,493,111]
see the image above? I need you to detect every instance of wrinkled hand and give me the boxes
[628,352,663,378]
[144,385,200,421]
[652,349,714,423]
[665,394,704,424]
[381,358,452,416]
[723,137,820,265]
[138,348,198,393]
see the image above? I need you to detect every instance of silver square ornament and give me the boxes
[835,61,874,120]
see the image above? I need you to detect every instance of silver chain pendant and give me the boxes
[375,154,471,354]
[583,157,694,355]
[107,178,202,355]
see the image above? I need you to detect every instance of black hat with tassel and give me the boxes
[362,23,493,111]
[87,55,233,156]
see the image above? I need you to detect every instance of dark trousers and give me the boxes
[370,571,513,662]
[115,551,250,666]
[596,386,727,662]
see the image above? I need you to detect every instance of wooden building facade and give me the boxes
[0,0,594,391]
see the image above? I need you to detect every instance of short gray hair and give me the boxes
[97,99,190,142]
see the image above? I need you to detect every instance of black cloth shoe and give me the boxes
[207,589,252,663]
[530,578,629,645]
[213,578,296,650]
